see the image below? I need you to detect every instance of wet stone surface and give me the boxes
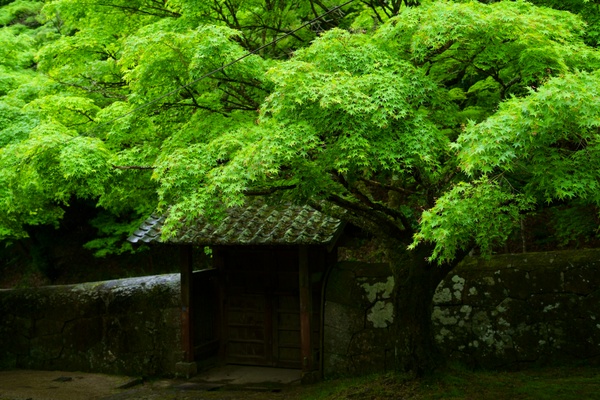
[0,369,303,400]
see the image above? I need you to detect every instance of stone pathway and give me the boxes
[0,367,303,400]
[0,370,135,400]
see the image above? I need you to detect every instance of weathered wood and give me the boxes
[180,245,194,362]
[192,268,219,360]
[213,247,227,363]
[299,245,313,372]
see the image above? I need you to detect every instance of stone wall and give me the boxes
[323,262,395,376]
[324,249,600,375]
[4,249,599,377]
[0,274,181,376]
[434,249,600,368]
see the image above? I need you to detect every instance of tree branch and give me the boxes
[359,178,420,195]
[418,39,456,67]
[243,185,296,196]
[326,193,410,241]
[48,75,127,101]
[331,173,415,234]
[112,165,154,170]
[96,2,181,18]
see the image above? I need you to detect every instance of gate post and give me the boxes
[176,245,197,378]
[299,245,316,382]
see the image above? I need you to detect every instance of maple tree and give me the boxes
[2,0,600,372]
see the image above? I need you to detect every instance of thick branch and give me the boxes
[331,173,415,235]
[326,193,410,241]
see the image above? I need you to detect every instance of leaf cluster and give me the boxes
[1,0,600,262]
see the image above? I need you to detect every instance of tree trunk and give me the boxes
[384,240,456,375]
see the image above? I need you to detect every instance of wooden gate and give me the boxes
[192,268,219,360]
[222,248,302,368]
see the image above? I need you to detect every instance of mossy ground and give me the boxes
[299,365,600,400]
[2,366,599,400]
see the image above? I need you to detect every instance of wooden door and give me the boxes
[192,269,219,359]
[223,248,301,368]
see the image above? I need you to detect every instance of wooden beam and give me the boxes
[299,245,313,373]
[180,245,194,362]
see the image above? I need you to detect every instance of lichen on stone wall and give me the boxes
[0,274,181,376]
[431,249,600,368]
[324,262,395,377]
[360,276,395,328]
[367,301,394,328]
[451,275,466,301]
[360,276,394,303]
[433,287,453,304]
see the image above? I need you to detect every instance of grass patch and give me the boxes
[299,365,600,400]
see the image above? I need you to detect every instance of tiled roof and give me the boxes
[127,198,344,246]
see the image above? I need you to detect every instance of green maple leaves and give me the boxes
[1,0,599,260]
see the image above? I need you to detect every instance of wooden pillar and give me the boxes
[180,245,194,362]
[213,248,227,363]
[299,245,313,373]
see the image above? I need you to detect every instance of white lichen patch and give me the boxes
[452,275,465,289]
[483,277,495,286]
[480,328,496,345]
[543,303,560,313]
[435,327,452,343]
[366,300,394,328]
[460,305,472,318]
[432,308,458,325]
[433,287,453,304]
[361,276,394,303]
[452,275,465,300]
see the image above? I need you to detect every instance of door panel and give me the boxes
[224,248,301,368]
[192,269,219,359]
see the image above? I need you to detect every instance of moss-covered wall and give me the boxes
[324,249,600,375]
[0,274,181,376]
[4,249,599,377]
[434,249,600,368]
[323,262,394,376]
